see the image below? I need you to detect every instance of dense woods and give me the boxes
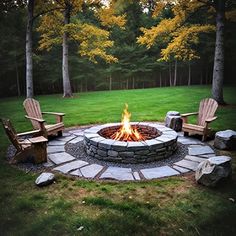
[0,0,235,100]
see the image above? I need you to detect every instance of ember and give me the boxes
[111,104,144,141]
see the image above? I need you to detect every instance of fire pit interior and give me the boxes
[83,104,178,164]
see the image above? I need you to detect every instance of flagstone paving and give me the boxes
[42,125,220,181]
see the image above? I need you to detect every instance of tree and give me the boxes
[37,0,125,97]
[138,0,236,104]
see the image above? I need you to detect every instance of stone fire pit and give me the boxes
[84,122,178,163]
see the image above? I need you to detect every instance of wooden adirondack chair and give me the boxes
[23,98,65,138]
[181,98,218,141]
[1,119,48,164]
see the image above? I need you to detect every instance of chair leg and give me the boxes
[184,132,189,137]
[10,148,34,164]
[58,131,63,137]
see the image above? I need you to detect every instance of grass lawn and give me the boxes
[0,85,236,235]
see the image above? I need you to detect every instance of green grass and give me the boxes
[0,86,236,235]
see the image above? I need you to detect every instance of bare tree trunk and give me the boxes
[188,62,191,86]
[174,59,177,86]
[132,77,135,89]
[200,70,203,85]
[62,3,73,97]
[15,52,21,97]
[212,0,225,104]
[126,79,129,89]
[169,62,172,86]
[26,0,34,98]
[159,72,162,87]
[109,75,112,90]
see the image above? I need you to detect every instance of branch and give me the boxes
[33,6,64,21]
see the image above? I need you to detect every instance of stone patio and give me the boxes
[41,123,220,181]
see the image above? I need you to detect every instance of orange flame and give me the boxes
[111,104,144,141]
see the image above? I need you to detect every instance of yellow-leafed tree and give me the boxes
[138,0,236,104]
[37,0,126,97]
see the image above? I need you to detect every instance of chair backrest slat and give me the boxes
[1,119,22,151]
[197,98,218,126]
[23,98,43,129]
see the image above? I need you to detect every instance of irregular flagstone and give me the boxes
[198,154,216,158]
[53,160,88,174]
[174,159,199,171]
[43,160,55,168]
[184,155,208,163]
[140,166,179,179]
[188,145,214,156]
[72,131,85,136]
[48,140,67,146]
[70,169,83,177]
[172,165,190,173]
[48,152,75,165]
[68,137,84,144]
[100,167,134,181]
[80,164,104,178]
[57,135,76,142]
[177,137,202,145]
[47,145,65,154]
[62,132,71,137]
[133,171,141,180]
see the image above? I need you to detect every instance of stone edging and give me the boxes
[45,123,216,181]
[84,123,178,163]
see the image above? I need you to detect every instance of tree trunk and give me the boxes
[62,4,73,97]
[169,62,172,86]
[174,59,177,86]
[159,72,162,87]
[15,52,21,97]
[212,0,225,104]
[109,75,112,90]
[132,77,135,89]
[126,79,129,89]
[26,0,34,98]
[188,62,191,86]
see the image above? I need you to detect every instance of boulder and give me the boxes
[214,130,236,150]
[195,156,232,187]
[35,172,55,187]
[165,111,182,132]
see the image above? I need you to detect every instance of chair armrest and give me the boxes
[25,115,45,123]
[17,130,41,137]
[205,116,217,123]
[181,112,198,117]
[42,112,65,116]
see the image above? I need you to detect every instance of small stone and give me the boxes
[135,150,149,155]
[165,111,182,132]
[119,151,135,157]
[97,149,107,157]
[107,150,119,157]
[195,156,232,187]
[214,130,236,150]
[35,172,55,186]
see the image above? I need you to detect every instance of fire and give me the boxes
[111,104,144,141]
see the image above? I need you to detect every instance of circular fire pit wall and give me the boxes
[84,123,178,164]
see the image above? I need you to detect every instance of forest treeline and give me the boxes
[0,0,235,98]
